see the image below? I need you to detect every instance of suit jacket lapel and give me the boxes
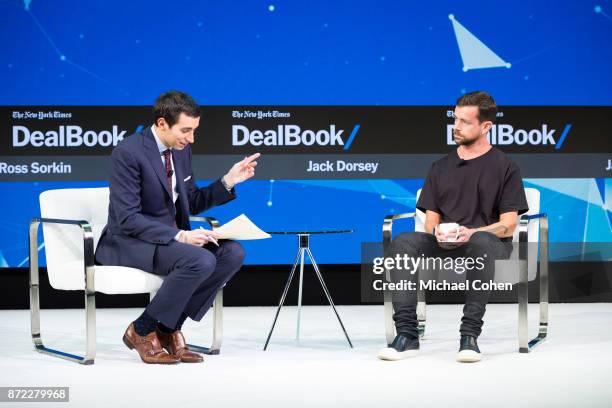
[172,150,190,218]
[142,127,172,199]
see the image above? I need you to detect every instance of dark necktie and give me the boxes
[162,149,173,196]
[162,149,178,228]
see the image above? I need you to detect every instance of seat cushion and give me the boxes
[48,261,164,294]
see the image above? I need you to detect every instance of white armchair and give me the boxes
[29,187,223,364]
[382,187,549,353]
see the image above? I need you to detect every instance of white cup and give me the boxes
[438,222,460,242]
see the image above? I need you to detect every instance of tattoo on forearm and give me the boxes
[482,225,508,235]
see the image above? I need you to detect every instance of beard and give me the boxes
[453,132,478,146]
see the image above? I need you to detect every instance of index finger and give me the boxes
[243,153,261,164]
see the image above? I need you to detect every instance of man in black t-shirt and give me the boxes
[378,91,528,363]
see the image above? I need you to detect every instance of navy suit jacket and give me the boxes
[95,127,235,272]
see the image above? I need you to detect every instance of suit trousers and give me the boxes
[145,239,245,328]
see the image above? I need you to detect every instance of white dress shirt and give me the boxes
[151,125,178,203]
[151,125,183,242]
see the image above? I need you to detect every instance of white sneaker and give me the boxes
[456,349,481,363]
[377,334,419,361]
[456,335,481,363]
[377,347,419,361]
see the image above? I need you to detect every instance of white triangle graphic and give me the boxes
[449,14,510,72]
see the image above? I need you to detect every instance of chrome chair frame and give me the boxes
[29,216,224,365]
[186,216,223,355]
[382,212,548,353]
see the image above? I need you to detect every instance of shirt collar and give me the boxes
[151,125,170,155]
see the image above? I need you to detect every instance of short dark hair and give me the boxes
[153,90,200,127]
[456,91,498,123]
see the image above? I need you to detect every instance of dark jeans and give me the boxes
[145,240,245,329]
[391,231,511,339]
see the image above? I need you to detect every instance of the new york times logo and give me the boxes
[12,110,73,120]
[232,110,291,119]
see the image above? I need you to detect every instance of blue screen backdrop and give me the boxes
[1,0,611,266]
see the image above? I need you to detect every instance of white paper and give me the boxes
[215,214,271,240]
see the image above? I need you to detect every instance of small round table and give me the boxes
[263,229,354,350]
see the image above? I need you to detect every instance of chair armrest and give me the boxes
[31,217,95,267]
[29,217,97,364]
[382,213,416,246]
[189,216,220,230]
[517,212,548,285]
[518,213,548,244]
[29,217,96,292]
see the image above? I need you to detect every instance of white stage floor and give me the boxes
[1,304,611,407]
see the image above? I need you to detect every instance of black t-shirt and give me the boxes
[416,147,529,240]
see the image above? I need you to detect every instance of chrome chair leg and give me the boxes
[186,215,224,354]
[517,255,529,353]
[417,304,426,338]
[417,280,427,338]
[537,217,549,343]
[29,219,97,365]
[187,289,224,355]
[518,214,549,353]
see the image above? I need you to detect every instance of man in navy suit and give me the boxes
[95,91,259,364]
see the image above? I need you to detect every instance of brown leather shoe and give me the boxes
[156,329,204,363]
[122,323,179,364]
